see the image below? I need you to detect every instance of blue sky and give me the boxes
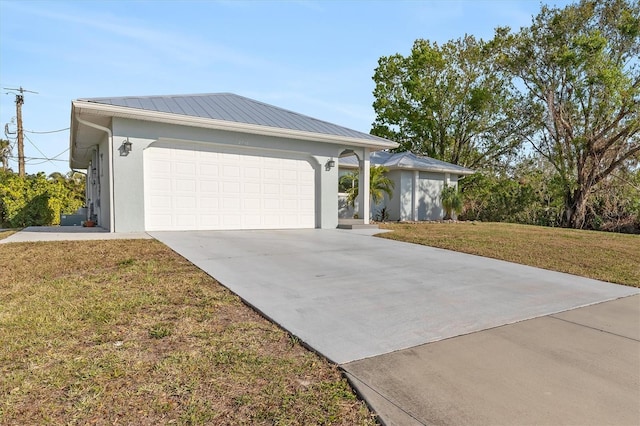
[0,0,571,175]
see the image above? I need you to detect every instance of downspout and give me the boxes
[75,116,115,233]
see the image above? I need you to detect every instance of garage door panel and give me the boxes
[222,215,241,226]
[244,182,260,193]
[264,183,279,194]
[222,197,241,210]
[199,197,219,209]
[223,182,241,193]
[150,195,171,209]
[200,215,220,226]
[199,164,219,176]
[264,199,280,209]
[199,179,219,193]
[245,167,261,179]
[243,198,260,209]
[264,169,279,180]
[150,178,171,191]
[176,179,196,192]
[145,142,315,231]
[176,196,197,209]
[176,214,196,227]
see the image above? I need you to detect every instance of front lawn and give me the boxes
[0,240,375,424]
[379,222,640,287]
[0,229,17,240]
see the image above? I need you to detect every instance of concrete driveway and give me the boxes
[151,229,639,425]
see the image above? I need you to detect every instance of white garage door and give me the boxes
[144,142,315,231]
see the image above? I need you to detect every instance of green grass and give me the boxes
[379,222,640,287]
[0,240,376,425]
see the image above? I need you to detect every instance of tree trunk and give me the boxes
[568,187,591,229]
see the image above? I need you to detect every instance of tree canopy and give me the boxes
[371,0,640,231]
[497,0,640,228]
[371,35,525,170]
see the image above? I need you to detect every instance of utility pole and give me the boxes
[4,86,38,177]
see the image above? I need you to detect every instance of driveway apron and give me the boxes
[150,229,637,364]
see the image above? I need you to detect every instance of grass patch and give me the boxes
[379,222,640,287]
[0,239,375,425]
[0,229,17,240]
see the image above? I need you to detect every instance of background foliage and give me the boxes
[372,0,640,233]
[0,171,85,228]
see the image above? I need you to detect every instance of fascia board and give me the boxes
[73,101,398,150]
[386,164,475,175]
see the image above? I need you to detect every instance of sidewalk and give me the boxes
[343,294,640,425]
[0,226,151,243]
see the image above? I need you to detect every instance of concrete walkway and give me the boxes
[0,226,151,243]
[152,229,639,425]
[344,295,640,425]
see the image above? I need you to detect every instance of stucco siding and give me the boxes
[380,170,401,221]
[398,171,413,221]
[416,172,444,220]
[107,117,367,231]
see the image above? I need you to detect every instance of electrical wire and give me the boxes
[25,127,70,134]
[24,133,51,162]
[8,155,67,163]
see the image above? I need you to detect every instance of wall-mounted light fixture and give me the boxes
[120,138,133,156]
[325,158,336,171]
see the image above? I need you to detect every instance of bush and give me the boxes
[0,171,85,227]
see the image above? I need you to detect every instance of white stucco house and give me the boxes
[69,93,398,232]
[339,151,474,221]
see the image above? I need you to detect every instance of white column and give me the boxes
[412,170,419,221]
[358,148,370,223]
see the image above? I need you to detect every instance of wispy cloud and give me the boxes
[3,1,271,69]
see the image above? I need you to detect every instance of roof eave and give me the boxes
[385,165,475,175]
[72,100,398,150]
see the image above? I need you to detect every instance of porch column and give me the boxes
[412,170,419,221]
[358,148,370,223]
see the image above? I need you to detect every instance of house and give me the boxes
[338,151,474,221]
[69,93,398,232]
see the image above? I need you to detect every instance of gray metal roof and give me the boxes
[340,151,475,175]
[80,92,390,143]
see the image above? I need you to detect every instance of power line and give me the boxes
[8,155,67,163]
[24,133,50,162]
[25,127,70,134]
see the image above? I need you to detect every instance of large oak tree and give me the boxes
[498,0,640,228]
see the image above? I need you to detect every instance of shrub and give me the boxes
[0,171,84,227]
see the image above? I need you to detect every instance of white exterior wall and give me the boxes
[417,172,445,220]
[398,171,414,221]
[376,170,401,221]
[105,117,365,232]
[377,169,455,222]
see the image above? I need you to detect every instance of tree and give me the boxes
[497,0,640,228]
[440,184,463,220]
[371,35,524,170]
[340,165,395,206]
[49,170,85,205]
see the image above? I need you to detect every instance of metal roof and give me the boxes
[340,151,475,175]
[80,92,390,143]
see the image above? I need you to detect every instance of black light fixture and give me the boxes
[325,158,336,170]
[121,138,133,155]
